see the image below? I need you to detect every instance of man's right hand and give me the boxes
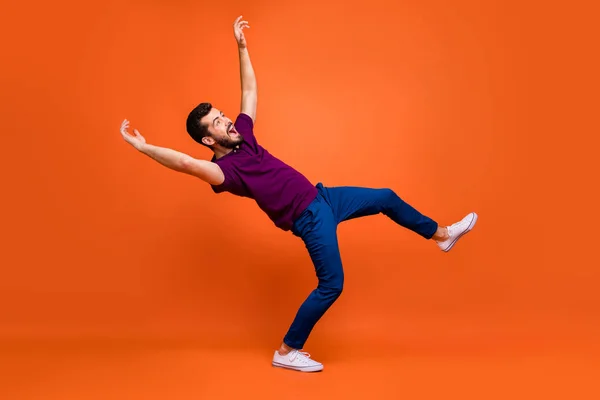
[119,119,225,186]
[120,119,147,152]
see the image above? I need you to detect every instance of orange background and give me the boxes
[1,0,599,398]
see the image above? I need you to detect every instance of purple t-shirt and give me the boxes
[210,113,318,231]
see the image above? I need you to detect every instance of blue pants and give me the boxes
[284,183,439,349]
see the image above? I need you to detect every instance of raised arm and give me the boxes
[119,119,224,185]
[233,16,257,122]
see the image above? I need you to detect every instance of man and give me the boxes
[119,16,478,372]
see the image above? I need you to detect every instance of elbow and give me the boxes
[178,156,194,172]
[177,157,223,185]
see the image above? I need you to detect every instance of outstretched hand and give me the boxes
[233,15,250,48]
[120,119,147,151]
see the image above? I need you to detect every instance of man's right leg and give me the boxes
[272,196,341,372]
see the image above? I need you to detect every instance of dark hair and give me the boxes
[186,102,213,146]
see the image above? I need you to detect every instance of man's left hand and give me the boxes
[233,15,250,48]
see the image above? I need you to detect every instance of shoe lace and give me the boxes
[447,225,455,237]
[289,349,312,363]
[448,219,468,237]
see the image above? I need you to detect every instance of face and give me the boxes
[200,107,244,149]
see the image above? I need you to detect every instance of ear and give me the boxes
[202,136,215,146]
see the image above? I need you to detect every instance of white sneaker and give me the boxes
[436,212,478,252]
[272,349,323,372]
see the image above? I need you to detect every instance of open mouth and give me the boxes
[228,123,238,136]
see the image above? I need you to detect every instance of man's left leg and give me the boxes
[317,184,477,251]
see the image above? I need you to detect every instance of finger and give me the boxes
[121,132,132,142]
[234,15,242,24]
[134,129,142,138]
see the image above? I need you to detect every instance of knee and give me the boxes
[318,275,344,299]
[381,188,399,201]
[379,188,402,208]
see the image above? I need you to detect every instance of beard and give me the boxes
[214,134,244,149]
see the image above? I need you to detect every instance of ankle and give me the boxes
[433,226,449,241]
[277,342,294,355]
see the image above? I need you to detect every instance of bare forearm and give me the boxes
[138,143,223,184]
[234,17,257,120]
[239,47,256,93]
[119,119,223,185]
[139,143,190,172]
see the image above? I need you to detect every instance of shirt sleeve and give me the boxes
[235,113,257,147]
[211,161,242,194]
[211,161,231,193]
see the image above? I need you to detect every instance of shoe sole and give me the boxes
[272,361,323,372]
[442,212,478,252]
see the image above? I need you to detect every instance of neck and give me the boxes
[213,146,234,159]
